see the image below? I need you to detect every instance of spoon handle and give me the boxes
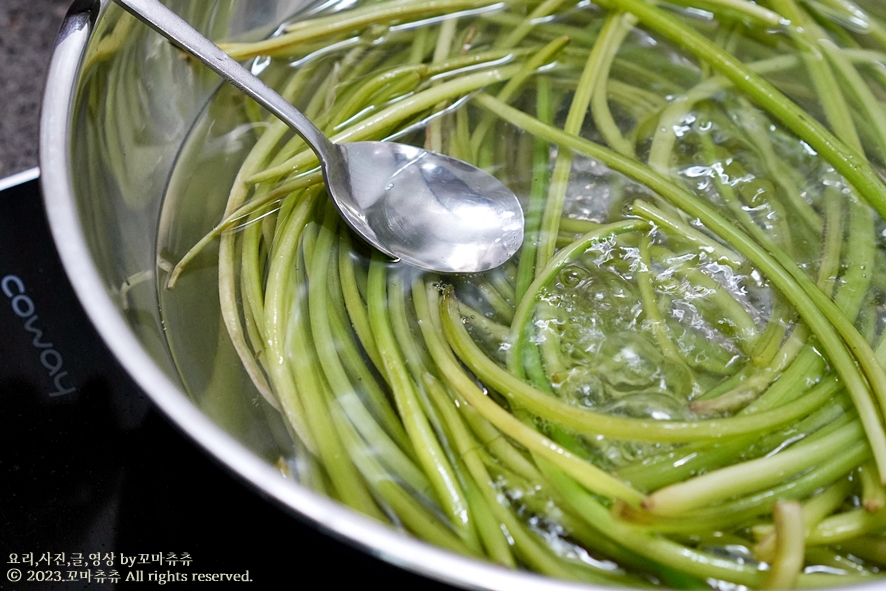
[113,0,338,160]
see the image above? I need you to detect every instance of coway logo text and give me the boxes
[2,275,76,397]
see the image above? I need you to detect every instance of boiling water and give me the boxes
[156,0,886,586]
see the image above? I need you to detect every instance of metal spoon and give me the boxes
[114,0,524,274]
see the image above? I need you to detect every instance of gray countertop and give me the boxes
[0,0,71,178]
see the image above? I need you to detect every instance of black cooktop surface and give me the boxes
[0,174,456,590]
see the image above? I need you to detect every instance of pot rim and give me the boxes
[36,2,886,591]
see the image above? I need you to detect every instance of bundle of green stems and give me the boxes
[168,0,886,587]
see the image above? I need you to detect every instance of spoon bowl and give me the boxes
[115,0,525,274]
[329,141,524,273]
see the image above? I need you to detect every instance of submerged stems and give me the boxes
[166,0,886,587]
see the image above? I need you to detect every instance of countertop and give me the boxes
[0,0,70,178]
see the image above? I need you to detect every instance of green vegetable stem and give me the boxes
[162,0,886,587]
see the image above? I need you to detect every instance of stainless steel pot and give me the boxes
[37,1,886,590]
[40,1,588,589]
